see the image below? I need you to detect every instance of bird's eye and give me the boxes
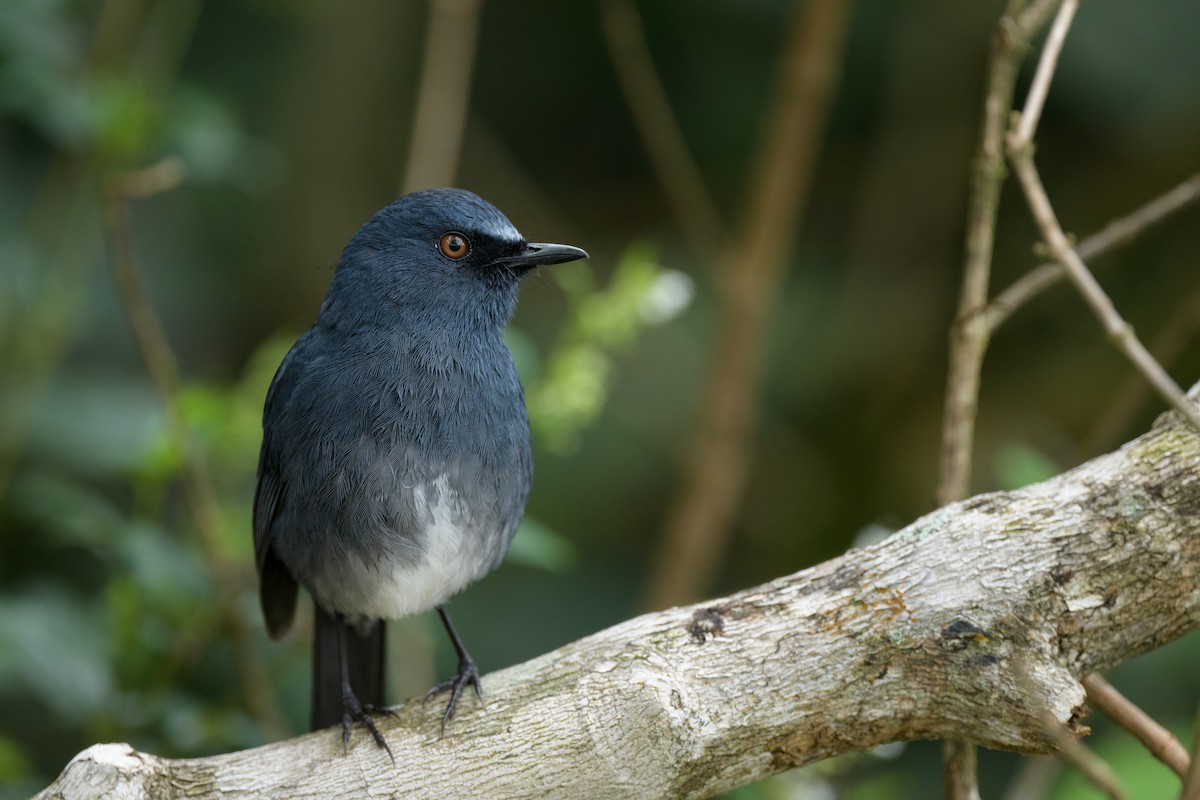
[438,232,470,260]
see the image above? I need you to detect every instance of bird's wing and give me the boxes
[253,342,305,638]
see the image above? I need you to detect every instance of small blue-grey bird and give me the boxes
[253,188,587,753]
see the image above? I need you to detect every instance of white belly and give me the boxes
[309,474,502,623]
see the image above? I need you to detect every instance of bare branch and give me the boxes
[118,156,187,198]
[401,0,482,193]
[1039,708,1126,800]
[937,0,1060,509]
[1082,288,1200,455]
[102,177,185,398]
[1082,674,1190,779]
[35,400,1200,799]
[1013,0,1078,148]
[985,172,1200,335]
[1006,145,1200,434]
[645,0,852,611]
[998,0,1200,438]
[100,174,290,738]
[1183,703,1200,800]
[1001,756,1062,800]
[599,0,728,256]
[943,739,981,800]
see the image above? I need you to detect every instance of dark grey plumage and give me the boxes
[252,188,587,749]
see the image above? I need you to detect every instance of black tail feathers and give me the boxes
[310,606,386,731]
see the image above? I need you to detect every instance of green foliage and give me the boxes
[0,736,33,783]
[507,517,578,574]
[993,442,1062,490]
[0,586,112,719]
[528,241,693,453]
[0,0,91,147]
[91,74,163,166]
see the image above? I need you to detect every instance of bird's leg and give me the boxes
[426,605,483,733]
[334,613,395,760]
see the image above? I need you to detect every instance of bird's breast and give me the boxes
[303,472,516,622]
[270,328,531,621]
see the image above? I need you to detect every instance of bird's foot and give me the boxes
[425,654,483,734]
[341,685,397,761]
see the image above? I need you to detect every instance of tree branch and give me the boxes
[599,0,728,257]
[937,0,1060,510]
[984,172,1200,336]
[37,392,1200,799]
[1037,704,1126,800]
[1013,0,1078,146]
[1006,147,1200,435]
[400,0,482,193]
[1184,703,1200,800]
[1082,674,1190,779]
[101,169,290,738]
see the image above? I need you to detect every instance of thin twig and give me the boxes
[1081,288,1200,455]
[985,171,1200,334]
[1001,756,1062,800]
[401,0,482,193]
[1012,652,1127,800]
[942,739,981,800]
[1007,146,1200,434]
[1183,701,1200,799]
[937,0,1061,508]
[1040,709,1127,800]
[1004,0,1200,434]
[1002,0,1200,790]
[643,0,852,612]
[1017,0,1070,33]
[120,156,187,198]
[599,0,728,256]
[103,179,184,397]
[1014,0,1078,147]
[101,171,290,738]
[1083,674,1190,779]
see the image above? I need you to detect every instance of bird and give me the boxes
[252,187,588,754]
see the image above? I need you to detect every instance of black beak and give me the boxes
[492,242,589,269]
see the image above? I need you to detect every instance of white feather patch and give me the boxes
[354,474,488,619]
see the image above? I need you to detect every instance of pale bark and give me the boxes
[36,395,1200,800]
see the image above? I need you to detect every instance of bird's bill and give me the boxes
[492,242,589,269]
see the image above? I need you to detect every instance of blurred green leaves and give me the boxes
[527,241,693,453]
[993,441,1061,490]
[0,0,161,164]
[502,243,694,572]
[507,517,578,574]
[91,75,161,165]
[0,0,91,147]
[0,586,111,719]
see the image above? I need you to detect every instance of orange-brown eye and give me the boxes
[438,232,470,260]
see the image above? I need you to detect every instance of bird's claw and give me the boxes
[426,656,483,735]
[340,690,396,761]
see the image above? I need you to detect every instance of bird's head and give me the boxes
[327,188,588,331]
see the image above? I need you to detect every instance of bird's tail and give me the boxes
[311,605,387,731]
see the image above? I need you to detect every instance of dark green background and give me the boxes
[2,1,1199,797]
